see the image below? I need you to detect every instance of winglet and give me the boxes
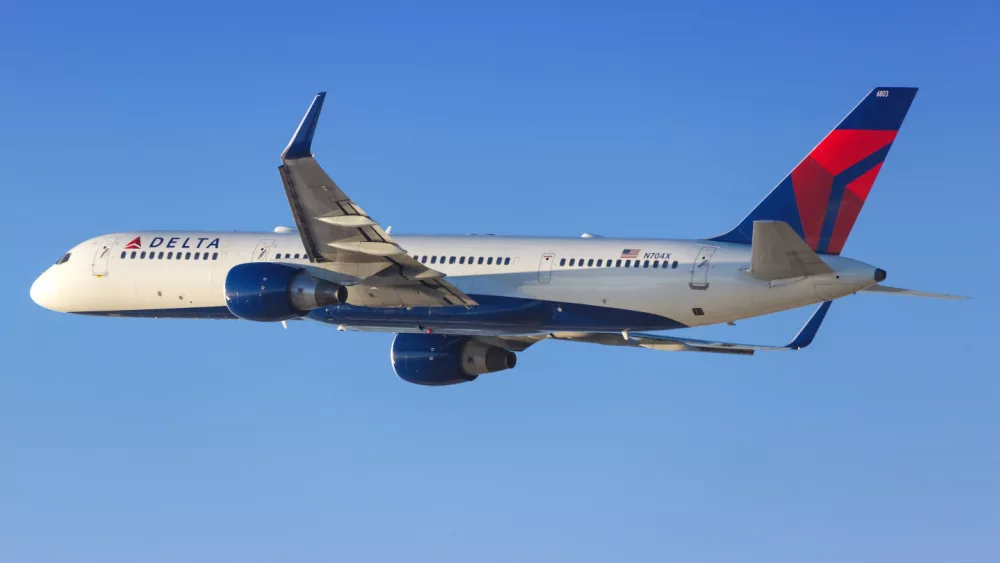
[786,301,832,350]
[281,92,327,160]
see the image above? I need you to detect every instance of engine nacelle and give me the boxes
[391,333,517,386]
[225,262,347,322]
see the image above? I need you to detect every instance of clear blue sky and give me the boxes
[2,2,998,561]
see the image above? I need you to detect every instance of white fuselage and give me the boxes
[31,230,880,334]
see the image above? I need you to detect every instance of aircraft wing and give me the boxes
[278,93,476,307]
[490,301,832,355]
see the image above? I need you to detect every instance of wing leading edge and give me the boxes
[278,93,476,307]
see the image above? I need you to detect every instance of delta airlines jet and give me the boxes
[30,88,964,385]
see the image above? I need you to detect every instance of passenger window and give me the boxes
[158,252,164,259]
[653,260,659,268]
[212,253,218,260]
[194,252,201,260]
[615,259,621,267]
[634,260,641,268]
[130,251,136,259]
[625,260,631,267]
[440,256,446,264]
[560,258,566,266]
[294,254,300,259]
[449,256,456,264]
[587,259,594,267]
[202,253,209,260]
[596,259,602,267]
[577,258,583,266]
[643,260,649,268]
[672,260,679,269]
[167,252,173,259]
[430,256,437,264]
[606,260,612,267]
[185,252,191,259]
[459,256,466,264]
[140,251,147,259]
[120,251,126,259]
[477,257,484,264]
[569,259,575,266]
[504,257,510,265]
[487,257,494,265]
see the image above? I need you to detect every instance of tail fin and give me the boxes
[711,87,918,255]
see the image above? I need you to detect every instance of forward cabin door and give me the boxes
[689,246,717,290]
[251,239,275,262]
[92,237,116,276]
[537,253,555,283]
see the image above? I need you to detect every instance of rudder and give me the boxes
[711,87,917,254]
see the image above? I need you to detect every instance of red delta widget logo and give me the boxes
[122,236,220,250]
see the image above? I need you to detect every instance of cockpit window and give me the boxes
[55,252,71,265]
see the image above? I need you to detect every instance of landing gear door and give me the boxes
[537,253,555,283]
[92,238,115,276]
[251,239,275,262]
[689,246,717,290]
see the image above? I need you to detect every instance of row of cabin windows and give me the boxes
[416,255,512,266]
[273,253,306,260]
[122,250,219,261]
[559,257,680,269]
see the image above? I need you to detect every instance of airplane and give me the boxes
[30,87,965,385]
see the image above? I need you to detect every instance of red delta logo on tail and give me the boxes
[710,87,918,255]
[789,121,899,254]
[124,237,141,250]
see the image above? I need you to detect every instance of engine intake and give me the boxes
[225,262,347,322]
[391,333,517,386]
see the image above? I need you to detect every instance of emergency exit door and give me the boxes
[689,246,717,290]
[537,253,555,283]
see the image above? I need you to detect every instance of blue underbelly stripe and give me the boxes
[71,295,685,332]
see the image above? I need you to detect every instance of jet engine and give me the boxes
[225,262,347,322]
[390,333,518,386]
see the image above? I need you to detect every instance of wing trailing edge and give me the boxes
[536,301,834,355]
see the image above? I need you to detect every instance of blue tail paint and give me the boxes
[711,87,917,254]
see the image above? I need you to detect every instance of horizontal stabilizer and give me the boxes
[749,220,833,281]
[863,284,968,300]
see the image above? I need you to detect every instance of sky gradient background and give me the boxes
[2,1,998,561]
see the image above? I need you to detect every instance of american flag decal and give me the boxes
[620,248,640,259]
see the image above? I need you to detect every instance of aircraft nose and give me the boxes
[30,270,59,311]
